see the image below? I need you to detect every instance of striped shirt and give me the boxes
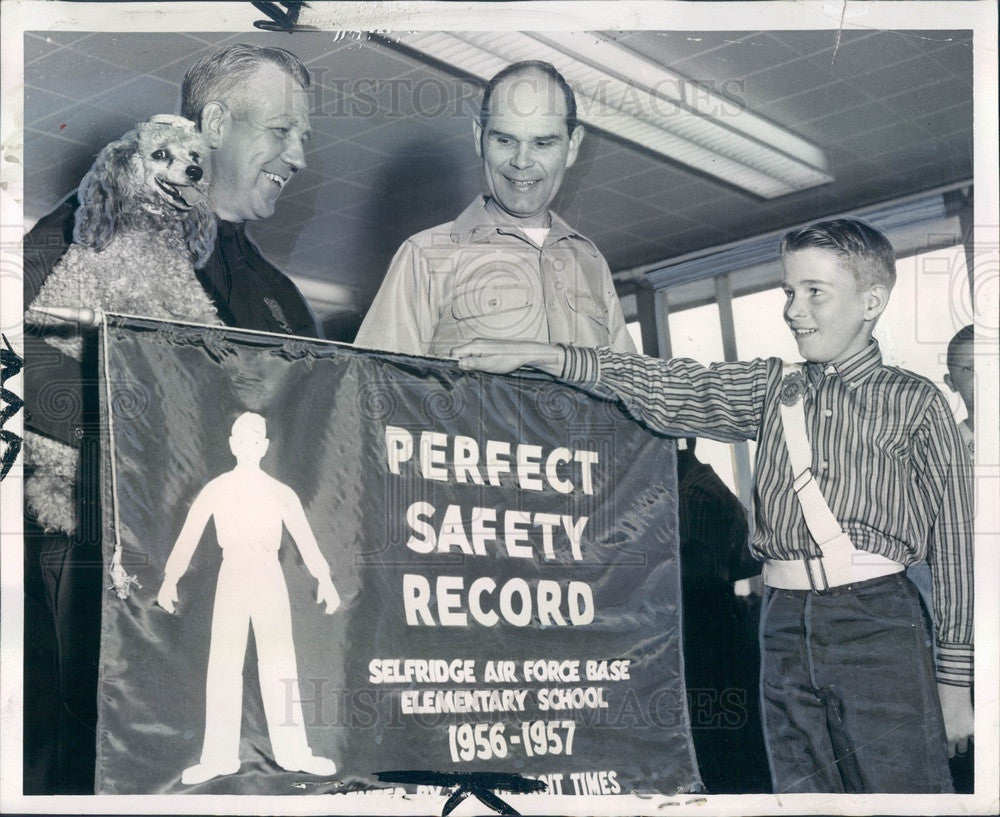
[562,341,973,685]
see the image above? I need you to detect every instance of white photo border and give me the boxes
[1,2,997,815]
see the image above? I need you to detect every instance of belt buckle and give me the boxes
[805,555,830,592]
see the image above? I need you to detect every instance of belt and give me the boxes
[763,532,905,591]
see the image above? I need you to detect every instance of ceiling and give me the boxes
[22,28,973,339]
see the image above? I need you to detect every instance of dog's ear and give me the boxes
[183,202,217,269]
[73,134,139,250]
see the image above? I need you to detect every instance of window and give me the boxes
[668,302,725,365]
[668,302,737,493]
[625,320,643,352]
[732,286,800,471]
[732,287,800,361]
[882,246,972,422]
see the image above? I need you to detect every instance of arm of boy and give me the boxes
[456,339,768,442]
[912,391,974,754]
[455,339,566,375]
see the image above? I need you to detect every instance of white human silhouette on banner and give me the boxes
[157,412,340,785]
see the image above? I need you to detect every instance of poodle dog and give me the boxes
[26,114,224,534]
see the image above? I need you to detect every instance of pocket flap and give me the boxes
[451,283,531,320]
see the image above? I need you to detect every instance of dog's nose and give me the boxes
[185,165,203,182]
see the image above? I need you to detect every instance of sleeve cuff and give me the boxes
[559,344,600,385]
[936,642,973,686]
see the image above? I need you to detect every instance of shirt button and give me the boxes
[821,460,829,470]
[825,365,836,376]
[823,409,833,417]
[554,281,564,291]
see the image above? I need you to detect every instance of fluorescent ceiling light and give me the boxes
[382,31,833,199]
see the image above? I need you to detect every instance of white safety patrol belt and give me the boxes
[762,362,904,591]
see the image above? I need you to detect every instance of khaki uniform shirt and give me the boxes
[355,197,636,357]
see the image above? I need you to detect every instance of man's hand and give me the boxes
[156,579,179,614]
[453,339,565,376]
[938,682,973,757]
[316,577,341,614]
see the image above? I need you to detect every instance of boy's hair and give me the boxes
[781,218,896,291]
[181,44,311,122]
[480,60,577,133]
[946,324,975,371]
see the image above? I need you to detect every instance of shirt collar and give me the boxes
[450,195,580,246]
[805,340,883,386]
[217,218,246,238]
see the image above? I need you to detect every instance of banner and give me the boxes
[96,316,699,797]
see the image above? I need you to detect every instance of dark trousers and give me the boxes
[23,507,102,794]
[759,573,953,793]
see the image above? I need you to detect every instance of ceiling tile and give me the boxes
[767,30,850,57]
[837,120,933,155]
[24,85,78,120]
[627,213,703,241]
[24,32,69,67]
[314,38,427,86]
[801,100,895,141]
[610,31,759,68]
[881,77,976,118]
[802,31,887,76]
[23,128,96,213]
[912,102,973,138]
[24,31,94,63]
[926,38,974,80]
[87,75,181,121]
[858,53,958,99]
[743,57,843,106]
[668,34,803,80]
[769,82,873,132]
[614,166,693,201]
[571,144,649,188]
[30,102,142,150]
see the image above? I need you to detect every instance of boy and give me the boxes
[944,324,975,457]
[456,219,973,793]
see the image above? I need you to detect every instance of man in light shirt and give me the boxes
[355,60,636,357]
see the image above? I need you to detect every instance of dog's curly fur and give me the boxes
[26,115,225,534]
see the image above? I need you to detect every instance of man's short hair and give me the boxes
[181,44,310,122]
[946,324,975,371]
[781,218,897,290]
[480,60,577,133]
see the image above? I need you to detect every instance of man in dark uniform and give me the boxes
[22,43,319,793]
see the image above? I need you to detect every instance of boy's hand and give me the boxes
[937,683,973,756]
[453,339,565,376]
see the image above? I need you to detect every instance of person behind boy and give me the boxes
[455,218,973,793]
[944,324,975,457]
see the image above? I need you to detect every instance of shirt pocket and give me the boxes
[562,290,609,338]
[451,281,532,321]
[855,399,910,462]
